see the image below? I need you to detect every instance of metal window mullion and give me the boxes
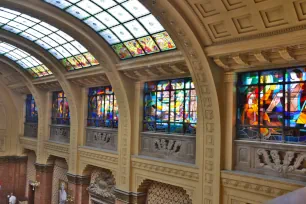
[168,80,171,133]
[282,69,286,142]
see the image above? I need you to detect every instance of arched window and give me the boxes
[25,94,38,123]
[44,0,176,59]
[87,86,118,128]
[0,7,99,71]
[237,68,306,142]
[143,78,197,135]
[52,91,70,125]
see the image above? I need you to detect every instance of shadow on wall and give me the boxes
[266,187,306,204]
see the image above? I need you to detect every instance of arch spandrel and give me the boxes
[0,28,85,168]
[0,1,136,182]
[139,1,221,204]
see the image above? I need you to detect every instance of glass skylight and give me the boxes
[0,41,52,78]
[44,0,177,59]
[0,7,99,71]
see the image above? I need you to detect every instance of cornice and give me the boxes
[116,50,185,71]
[66,173,90,185]
[221,171,304,197]
[131,158,199,181]
[44,141,69,154]
[78,147,118,164]
[20,137,37,152]
[34,163,54,173]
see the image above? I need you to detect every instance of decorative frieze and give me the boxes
[85,128,117,151]
[49,125,70,143]
[235,140,306,181]
[24,123,38,138]
[88,170,116,204]
[140,132,195,164]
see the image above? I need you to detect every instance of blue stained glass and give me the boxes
[52,91,70,125]
[87,86,118,128]
[25,94,38,123]
[143,77,197,134]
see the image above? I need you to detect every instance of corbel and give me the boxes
[278,47,295,61]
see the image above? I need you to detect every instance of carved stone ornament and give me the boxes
[256,149,306,175]
[87,171,116,200]
[154,139,182,156]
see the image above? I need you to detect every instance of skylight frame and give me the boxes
[0,7,99,71]
[43,0,177,60]
[0,41,53,78]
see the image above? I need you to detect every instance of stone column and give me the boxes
[114,189,147,204]
[34,163,54,204]
[223,72,237,170]
[67,173,90,204]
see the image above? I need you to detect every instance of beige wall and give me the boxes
[1,0,306,204]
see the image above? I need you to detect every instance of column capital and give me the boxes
[34,163,54,173]
[224,72,237,83]
[114,189,147,204]
[66,173,90,185]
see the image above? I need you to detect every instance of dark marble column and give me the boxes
[0,156,27,203]
[67,173,90,204]
[34,163,54,204]
[114,189,147,204]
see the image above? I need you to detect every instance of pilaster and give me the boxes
[223,72,237,170]
[34,163,54,204]
[66,173,90,204]
[114,189,147,204]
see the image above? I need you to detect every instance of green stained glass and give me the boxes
[0,7,99,71]
[144,77,197,134]
[124,40,145,57]
[152,32,176,51]
[138,36,160,54]
[112,43,132,59]
[0,41,52,78]
[44,0,177,59]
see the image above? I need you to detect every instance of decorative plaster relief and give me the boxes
[24,123,38,138]
[88,170,116,201]
[50,125,70,143]
[140,132,195,164]
[236,140,306,181]
[257,149,306,175]
[146,181,192,204]
[86,128,117,151]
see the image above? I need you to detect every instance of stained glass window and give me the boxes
[88,86,119,128]
[52,91,70,125]
[0,41,52,78]
[44,0,177,59]
[0,7,99,71]
[25,94,38,123]
[144,78,197,134]
[237,68,306,143]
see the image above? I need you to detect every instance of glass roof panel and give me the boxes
[44,0,177,59]
[0,41,53,78]
[0,7,99,70]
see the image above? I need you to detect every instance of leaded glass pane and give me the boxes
[25,94,38,123]
[52,91,70,125]
[0,41,52,78]
[87,86,119,128]
[0,7,99,71]
[43,0,177,59]
[237,68,306,144]
[143,77,197,134]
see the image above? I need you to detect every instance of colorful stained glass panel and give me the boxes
[44,0,177,59]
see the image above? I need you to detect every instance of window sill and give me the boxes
[141,132,196,139]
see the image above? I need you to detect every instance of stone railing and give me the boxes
[85,127,117,151]
[140,132,196,164]
[24,123,38,138]
[49,124,70,143]
[235,140,306,181]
